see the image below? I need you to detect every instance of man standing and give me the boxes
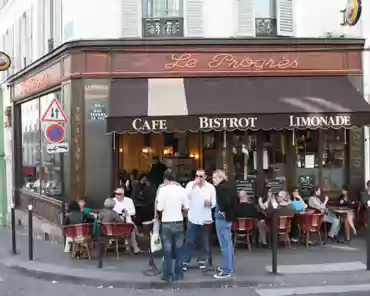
[183,169,216,271]
[113,188,141,254]
[156,169,189,282]
[149,156,167,188]
[212,170,237,279]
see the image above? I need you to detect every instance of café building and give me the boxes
[8,38,370,216]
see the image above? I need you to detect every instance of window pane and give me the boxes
[40,92,63,198]
[143,0,183,17]
[21,99,41,193]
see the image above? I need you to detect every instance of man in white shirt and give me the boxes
[183,169,216,271]
[157,169,189,282]
[113,187,141,254]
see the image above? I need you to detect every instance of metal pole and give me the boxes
[97,220,103,268]
[367,203,370,270]
[11,204,16,254]
[28,204,33,261]
[61,199,66,245]
[271,209,278,274]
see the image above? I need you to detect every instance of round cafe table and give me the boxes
[297,209,316,215]
[329,206,354,215]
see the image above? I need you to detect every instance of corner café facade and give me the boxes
[8,38,370,215]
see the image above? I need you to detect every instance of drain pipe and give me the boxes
[0,89,7,226]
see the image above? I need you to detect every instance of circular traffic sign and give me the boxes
[45,124,65,143]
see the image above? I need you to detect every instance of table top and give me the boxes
[298,209,316,215]
[329,206,354,214]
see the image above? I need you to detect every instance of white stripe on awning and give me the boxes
[147,78,188,116]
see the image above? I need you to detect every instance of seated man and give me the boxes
[235,190,258,219]
[113,188,141,254]
[308,187,340,243]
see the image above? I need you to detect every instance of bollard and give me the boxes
[271,208,278,274]
[61,200,66,245]
[28,204,33,261]
[11,204,16,254]
[367,202,370,270]
[97,220,103,268]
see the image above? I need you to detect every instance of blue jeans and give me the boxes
[215,214,234,274]
[183,221,209,264]
[161,222,184,281]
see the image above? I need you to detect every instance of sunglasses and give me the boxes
[195,175,204,178]
[115,193,123,196]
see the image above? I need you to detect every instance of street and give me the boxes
[1,262,370,296]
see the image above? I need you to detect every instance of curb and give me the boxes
[0,257,278,289]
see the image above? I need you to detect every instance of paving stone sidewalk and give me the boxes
[1,226,370,289]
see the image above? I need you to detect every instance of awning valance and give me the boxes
[107,76,370,134]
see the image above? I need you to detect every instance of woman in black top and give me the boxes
[338,186,357,238]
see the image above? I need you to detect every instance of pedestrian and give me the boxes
[183,169,216,271]
[156,169,189,282]
[212,169,237,279]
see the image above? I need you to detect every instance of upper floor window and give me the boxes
[255,0,277,37]
[142,0,184,37]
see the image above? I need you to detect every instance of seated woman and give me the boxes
[78,197,94,220]
[308,186,340,243]
[64,201,94,253]
[99,198,124,223]
[256,187,277,247]
[291,187,307,213]
[338,186,357,239]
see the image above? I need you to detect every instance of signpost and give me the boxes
[45,124,65,143]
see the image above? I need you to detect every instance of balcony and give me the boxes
[255,18,277,37]
[142,18,184,38]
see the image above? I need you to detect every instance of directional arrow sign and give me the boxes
[41,98,67,123]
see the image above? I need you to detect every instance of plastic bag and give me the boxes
[150,232,162,253]
[153,219,160,234]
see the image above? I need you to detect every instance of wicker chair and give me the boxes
[63,223,93,260]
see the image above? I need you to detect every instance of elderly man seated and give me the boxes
[99,198,124,223]
[112,188,141,254]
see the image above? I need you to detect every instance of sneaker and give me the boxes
[182,263,188,271]
[214,272,232,279]
[198,261,206,269]
[216,267,223,273]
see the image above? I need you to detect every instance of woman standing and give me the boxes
[212,170,237,279]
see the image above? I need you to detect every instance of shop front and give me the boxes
[9,38,370,216]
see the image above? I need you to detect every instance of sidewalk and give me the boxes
[1,226,370,289]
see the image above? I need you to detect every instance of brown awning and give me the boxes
[107,77,370,134]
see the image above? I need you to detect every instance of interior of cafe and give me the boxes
[115,128,348,201]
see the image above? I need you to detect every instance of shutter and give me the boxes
[235,0,255,37]
[185,0,204,37]
[53,0,62,47]
[26,7,33,64]
[276,0,294,36]
[122,0,141,37]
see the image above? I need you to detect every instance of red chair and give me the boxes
[296,213,324,247]
[266,216,294,248]
[232,218,254,251]
[63,223,93,260]
[101,223,134,259]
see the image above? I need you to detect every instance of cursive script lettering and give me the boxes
[289,115,351,128]
[132,118,168,131]
[165,54,198,69]
[199,116,258,129]
[164,53,299,71]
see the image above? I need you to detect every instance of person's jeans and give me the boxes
[161,222,184,281]
[215,214,234,275]
[183,221,209,264]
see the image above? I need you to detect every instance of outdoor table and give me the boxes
[297,209,316,215]
[329,206,354,215]
[142,220,161,276]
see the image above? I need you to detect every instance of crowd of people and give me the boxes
[63,158,370,283]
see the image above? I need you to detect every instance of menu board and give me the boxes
[266,178,285,196]
[298,175,315,199]
[236,178,256,200]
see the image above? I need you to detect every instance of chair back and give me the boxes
[278,216,294,231]
[63,223,93,239]
[296,213,324,232]
[101,222,133,236]
[232,218,254,231]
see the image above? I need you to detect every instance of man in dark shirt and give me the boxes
[235,190,257,218]
[149,156,167,188]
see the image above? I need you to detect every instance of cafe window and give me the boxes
[20,92,64,198]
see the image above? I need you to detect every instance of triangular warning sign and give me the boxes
[41,98,67,123]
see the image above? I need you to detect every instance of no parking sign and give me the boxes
[45,124,65,143]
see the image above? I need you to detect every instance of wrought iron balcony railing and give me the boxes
[142,17,184,37]
[255,18,277,37]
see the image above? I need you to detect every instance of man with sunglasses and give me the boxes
[183,169,216,271]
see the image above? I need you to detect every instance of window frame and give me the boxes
[142,0,184,18]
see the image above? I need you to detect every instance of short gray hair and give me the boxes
[104,198,116,209]
[213,169,227,181]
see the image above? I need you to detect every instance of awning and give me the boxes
[107,77,370,134]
